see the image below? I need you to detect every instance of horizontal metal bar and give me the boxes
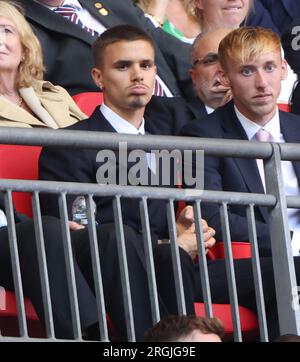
[287,196,300,208]
[0,127,272,158]
[0,179,276,206]
[280,143,300,161]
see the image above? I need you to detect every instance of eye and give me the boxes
[1,26,14,34]
[116,63,129,71]
[140,61,153,70]
[265,63,275,72]
[241,67,254,77]
[202,55,218,66]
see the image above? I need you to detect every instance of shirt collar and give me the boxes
[100,103,145,134]
[234,105,281,141]
[205,105,215,115]
[46,0,81,10]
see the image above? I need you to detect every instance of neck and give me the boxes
[0,73,18,96]
[106,103,145,129]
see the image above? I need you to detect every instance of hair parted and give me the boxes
[92,25,155,67]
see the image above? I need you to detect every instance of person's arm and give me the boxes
[141,0,169,27]
[176,205,216,260]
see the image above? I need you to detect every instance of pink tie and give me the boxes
[255,129,273,190]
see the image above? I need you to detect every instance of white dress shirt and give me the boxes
[235,106,300,255]
[100,104,156,173]
[205,105,215,115]
[0,209,7,228]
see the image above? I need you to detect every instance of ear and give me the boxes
[189,68,196,85]
[219,69,230,88]
[281,59,288,81]
[194,0,204,10]
[91,67,103,90]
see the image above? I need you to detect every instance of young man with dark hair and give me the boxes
[144,315,224,342]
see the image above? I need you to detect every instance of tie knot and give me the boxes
[54,3,78,15]
[255,129,272,142]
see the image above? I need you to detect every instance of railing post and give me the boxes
[264,143,300,335]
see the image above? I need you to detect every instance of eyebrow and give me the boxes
[113,59,154,66]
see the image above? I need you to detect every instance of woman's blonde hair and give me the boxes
[134,0,201,23]
[0,1,44,87]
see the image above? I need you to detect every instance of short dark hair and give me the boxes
[144,315,224,342]
[92,25,155,67]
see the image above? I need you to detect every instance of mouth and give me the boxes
[253,94,272,102]
[222,6,242,12]
[129,84,148,95]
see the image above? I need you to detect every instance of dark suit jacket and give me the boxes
[282,17,300,75]
[260,0,300,34]
[19,0,193,98]
[39,96,190,239]
[180,101,300,256]
[245,0,279,34]
[186,98,208,120]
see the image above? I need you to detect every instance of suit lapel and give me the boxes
[26,1,95,45]
[82,0,120,29]
[221,103,268,221]
[187,98,208,119]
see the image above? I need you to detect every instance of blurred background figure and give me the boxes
[135,0,278,43]
[188,27,232,118]
[135,0,201,43]
[0,1,86,128]
[259,0,300,35]
[144,315,224,342]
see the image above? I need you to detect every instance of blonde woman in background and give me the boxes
[0,1,86,128]
[134,0,201,43]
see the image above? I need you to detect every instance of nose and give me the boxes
[255,70,268,89]
[131,64,144,82]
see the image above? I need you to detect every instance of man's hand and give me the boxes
[68,221,85,231]
[176,206,216,259]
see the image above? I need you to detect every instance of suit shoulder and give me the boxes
[180,110,222,137]
[63,117,92,131]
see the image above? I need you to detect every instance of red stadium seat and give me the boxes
[0,288,45,337]
[0,145,44,337]
[195,241,258,341]
[0,145,41,217]
[72,92,103,116]
[278,103,291,112]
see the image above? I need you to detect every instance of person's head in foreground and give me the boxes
[144,315,224,342]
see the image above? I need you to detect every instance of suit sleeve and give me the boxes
[180,122,272,256]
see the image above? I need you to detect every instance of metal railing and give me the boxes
[0,127,299,342]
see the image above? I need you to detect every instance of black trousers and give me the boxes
[0,216,98,339]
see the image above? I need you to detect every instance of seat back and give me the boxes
[0,145,42,217]
[72,92,103,116]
